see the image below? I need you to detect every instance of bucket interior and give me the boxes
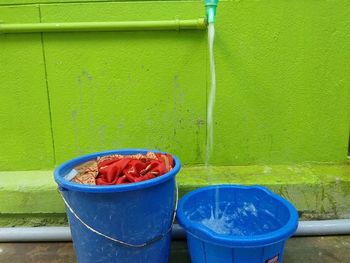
[54,149,181,193]
[182,186,291,236]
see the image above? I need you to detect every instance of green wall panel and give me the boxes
[0,0,349,169]
[40,2,207,165]
[210,0,350,165]
[0,5,54,170]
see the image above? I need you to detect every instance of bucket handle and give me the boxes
[58,182,178,248]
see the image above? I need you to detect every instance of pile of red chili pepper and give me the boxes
[70,152,174,185]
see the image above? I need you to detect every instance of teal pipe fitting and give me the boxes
[204,0,219,24]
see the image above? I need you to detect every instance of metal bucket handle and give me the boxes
[59,182,178,248]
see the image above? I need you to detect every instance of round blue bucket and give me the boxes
[54,149,181,263]
[176,185,298,263]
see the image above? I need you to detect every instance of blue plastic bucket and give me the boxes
[54,149,181,263]
[176,185,298,263]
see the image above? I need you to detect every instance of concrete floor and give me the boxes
[0,236,349,262]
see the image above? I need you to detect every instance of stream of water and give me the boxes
[205,23,216,166]
[203,24,280,235]
[206,23,220,219]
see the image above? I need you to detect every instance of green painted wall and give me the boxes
[1,0,349,170]
[0,0,349,225]
[213,0,350,165]
[0,5,54,170]
[41,2,207,165]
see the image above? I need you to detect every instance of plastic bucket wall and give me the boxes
[177,185,298,263]
[54,149,181,263]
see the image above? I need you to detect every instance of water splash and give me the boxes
[201,203,239,235]
[205,23,216,166]
[188,201,281,236]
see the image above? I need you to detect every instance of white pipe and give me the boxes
[295,219,350,236]
[0,220,349,242]
[0,227,71,242]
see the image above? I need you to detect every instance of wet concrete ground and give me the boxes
[0,236,349,262]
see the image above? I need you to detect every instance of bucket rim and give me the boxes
[54,148,181,193]
[176,184,299,247]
